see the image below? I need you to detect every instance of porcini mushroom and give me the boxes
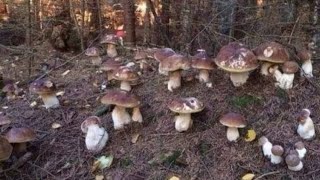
[159,54,191,91]
[270,145,284,164]
[29,79,60,109]
[297,108,315,140]
[258,136,273,159]
[168,97,204,132]
[101,89,141,129]
[215,42,258,87]
[100,59,122,81]
[253,41,289,76]
[153,48,175,75]
[5,127,36,153]
[286,153,303,171]
[191,49,215,87]
[0,136,13,161]
[81,116,108,153]
[100,34,119,58]
[219,112,247,142]
[112,66,139,91]
[85,47,102,65]
[269,61,299,90]
[295,141,307,159]
[297,48,313,78]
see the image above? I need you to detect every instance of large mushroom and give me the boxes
[5,127,36,153]
[101,89,141,129]
[297,48,313,78]
[112,66,139,91]
[100,59,122,81]
[253,41,289,76]
[215,42,258,87]
[168,97,204,132]
[100,34,119,58]
[219,112,247,142]
[153,48,175,75]
[81,116,109,153]
[159,54,191,91]
[0,136,13,161]
[85,47,103,65]
[269,61,299,90]
[29,79,60,109]
[191,49,215,87]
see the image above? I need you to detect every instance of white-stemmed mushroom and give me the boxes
[295,141,307,159]
[100,34,119,58]
[85,47,103,65]
[297,48,313,78]
[153,48,176,75]
[258,136,273,159]
[100,59,122,82]
[81,116,108,153]
[297,108,315,140]
[112,66,139,91]
[219,113,247,142]
[285,153,303,171]
[269,61,299,90]
[215,42,258,87]
[191,49,215,87]
[270,145,284,164]
[168,97,204,132]
[29,79,60,109]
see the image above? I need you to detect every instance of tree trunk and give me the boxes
[122,0,136,46]
[161,0,170,45]
[180,0,191,51]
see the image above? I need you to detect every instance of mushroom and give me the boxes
[112,66,139,91]
[0,136,13,161]
[297,108,315,140]
[295,141,307,159]
[5,127,36,153]
[219,112,247,142]
[297,48,313,78]
[29,79,60,109]
[285,153,303,171]
[81,116,109,153]
[253,41,289,76]
[159,54,191,91]
[101,89,141,129]
[270,145,284,164]
[153,48,175,75]
[134,50,150,71]
[2,82,19,100]
[100,59,122,81]
[215,42,258,87]
[100,34,119,58]
[85,47,102,65]
[258,136,273,159]
[269,61,299,90]
[191,49,215,87]
[168,97,204,132]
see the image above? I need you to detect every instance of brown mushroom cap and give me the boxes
[271,145,284,156]
[191,49,215,70]
[286,153,300,166]
[5,127,36,143]
[219,112,247,128]
[295,141,305,150]
[153,48,175,62]
[100,34,119,45]
[0,113,11,125]
[112,66,139,81]
[160,54,191,71]
[81,116,102,133]
[281,61,299,74]
[101,89,140,108]
[100,59,122,72]
[168,97,204,113]
[85,47,100,57]
[29,79,57,95]
[253,41,289,63]
[297,49,311,62]
[0,136,12,161]
[215,42,258,72]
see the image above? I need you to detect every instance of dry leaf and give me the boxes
[92,155,114,172]
[244,129,256,142]
[241,173,255,180]
[131,133,140,144]
[62,70,70,76]
[95,175,104,180]
[51,122,62,129]
[169,176,180,180]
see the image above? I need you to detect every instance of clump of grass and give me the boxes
[119,157,133,168]
[276,88,288,102]
[230,94,262,108]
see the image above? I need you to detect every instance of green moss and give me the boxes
[230,94,261,108]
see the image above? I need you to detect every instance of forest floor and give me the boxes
[1,42,320,180]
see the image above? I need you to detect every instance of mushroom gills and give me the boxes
[229,71,250,87]
[174,113,192,132]
[301,60,313,78]
[40,94,60,109]
[85,124,109,152]
[120,81,132,91]
[132,107,143,123]
[168,70,181,91]
[107,44,118,58]
[198,69,210,83]
[288,161,303,171]
[112,106,131,130]
[226,127,240,141]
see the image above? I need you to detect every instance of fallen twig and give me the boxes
[255,171,281,180]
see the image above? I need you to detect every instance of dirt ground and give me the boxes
[1,43,320,180]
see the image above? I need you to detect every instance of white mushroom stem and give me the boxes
[297,117,315,140]
[107,44,118,58]
[260,62,273,76]
[296,148,307,159]
[168,70,181,92]
[174,113,192,132]
[270,154,283,164]
[14,143,27,153]
[85,124,109,153]
[229,72,250,87]
[288,161,303,171]
[112,106,131,130]
[120,81,132,91]
[107,71,114,81]
[132,107,143,123]
[158,66,169,75]
[40,94,60,109]
[272,69,294,90]
[262,141,273,159]
[226,127,240,142]
[90,56,102,65]
[301,59,313,78]
[199,69,210,83]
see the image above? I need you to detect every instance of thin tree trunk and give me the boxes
[161,0,170,44]
[27,0,34,77]
[143,2,151,44]
[180,0,191,51]
[122,0,136,46]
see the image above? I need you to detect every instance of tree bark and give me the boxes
[161,0,170,44]
[180,0,191,51]
[122,0,136,46]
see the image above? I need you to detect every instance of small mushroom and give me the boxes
[100,34,119,58]
[101,89,141,129]
[29,79,60,109]
[191,49,215,87]
[297,108,315,140]
[295,141,307,159]
[215,42,258,87]
[112,66,139,91]
[168,97,204,132]
[159,54,191,91]
[0,136,13,161]
[100,59,122,81]
[2,83,19,100]
[269,61,299,90]
[297,48,313,78]
[258,136,273,159]
[153,48,175,75]
[81,116,108,153]
[5,127,36,153]
[219,112,247,142]
[134,50,150,71]
[270,145,284,164]
[285,153,303,171]
[85,47,103,65]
